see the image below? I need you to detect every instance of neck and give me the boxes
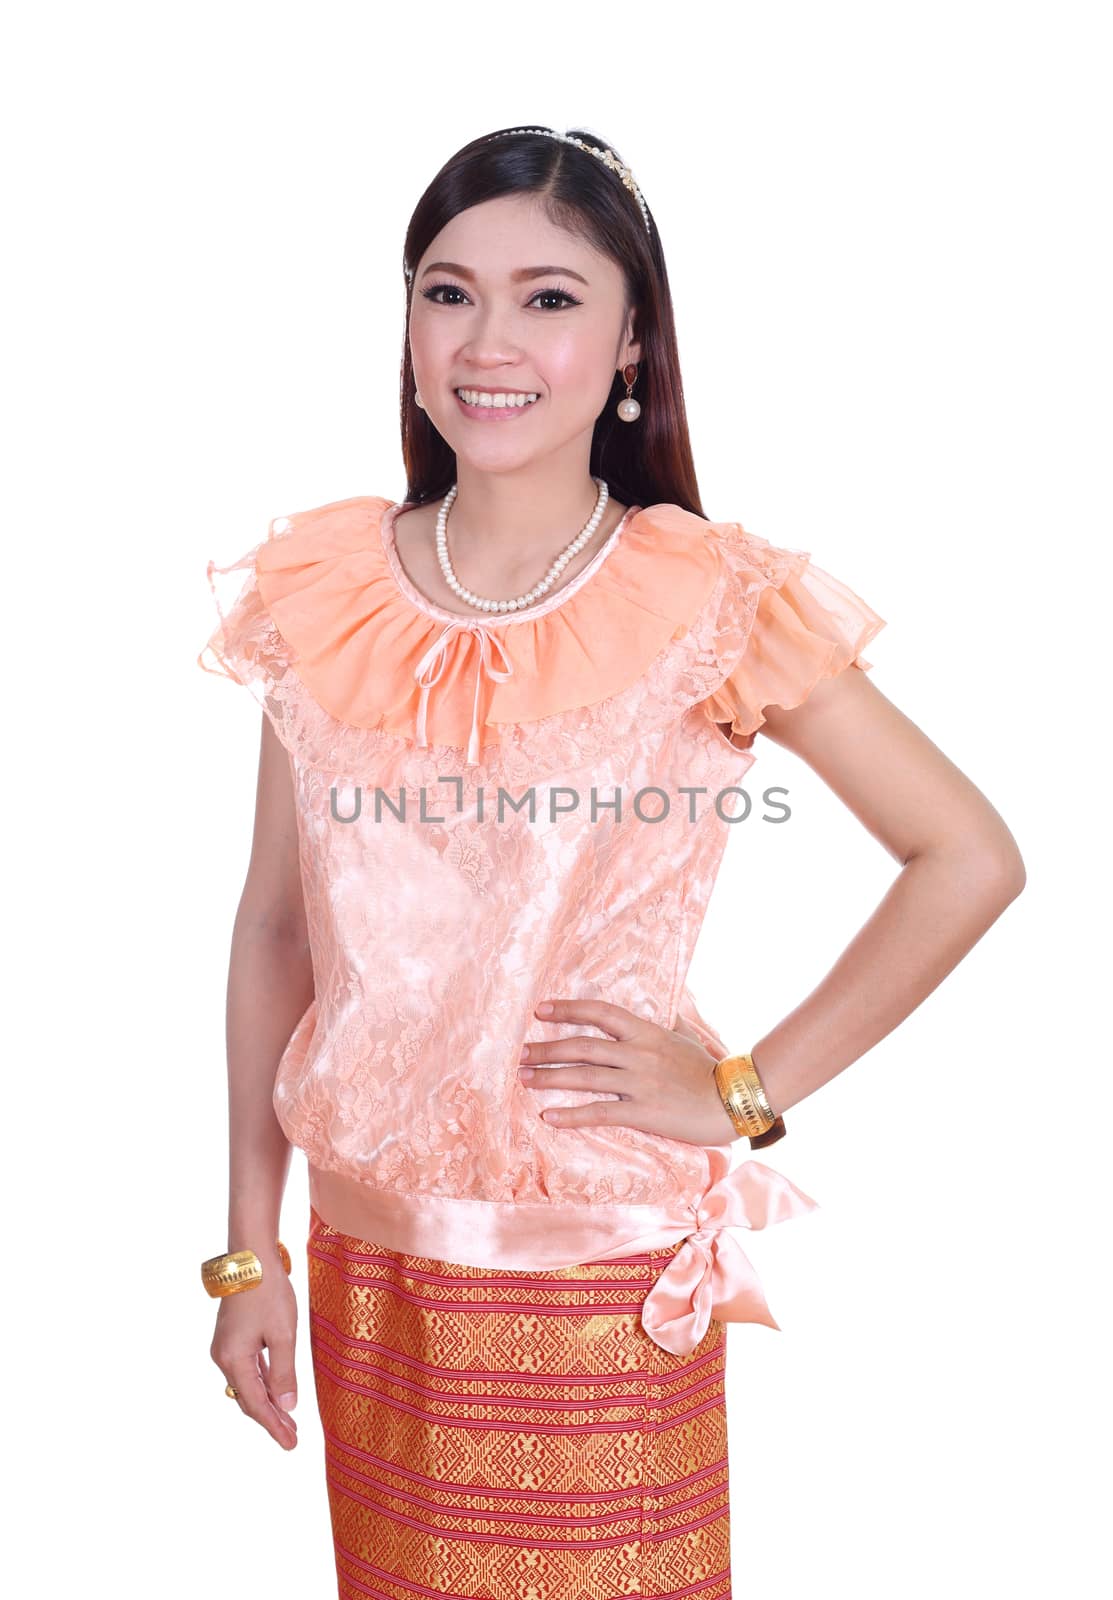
[446,464,608,561]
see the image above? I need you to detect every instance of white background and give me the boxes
[4,2,1108,1595]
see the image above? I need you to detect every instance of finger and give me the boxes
[225,1350,298,1449]
[254,1349,289,1433]
[519,1065,628,1093]
[534,999,642,1040]
[256,1345,298,1433]
[252,1348,299,1440]
[521,1034,628,1066]
[541,1099,639,1129]
[263,1331,299,1415]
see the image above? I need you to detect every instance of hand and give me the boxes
[518,998,740,1147]
[210,1254,300,1451]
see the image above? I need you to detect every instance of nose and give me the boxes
[460,303,525,366]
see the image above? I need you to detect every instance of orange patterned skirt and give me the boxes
[307,1205,732,1599]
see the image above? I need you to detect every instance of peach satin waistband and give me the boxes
[308,1160,819,1357]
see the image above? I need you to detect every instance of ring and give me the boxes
[225,1383,239,1399]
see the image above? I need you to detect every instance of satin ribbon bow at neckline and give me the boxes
[639,1159,820,1357]
[413,618,515,765]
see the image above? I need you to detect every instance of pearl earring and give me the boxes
[616,363,640,422]
[414,390,424,409]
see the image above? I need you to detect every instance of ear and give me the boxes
[621,313,641,369]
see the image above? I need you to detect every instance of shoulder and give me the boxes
[258,493,394,567]
[632,501,812,575]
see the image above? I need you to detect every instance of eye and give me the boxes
[420,282,582,311]
[420,282,470,306]
[528,287,582,310]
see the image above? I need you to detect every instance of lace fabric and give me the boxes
[198,493,885,1351]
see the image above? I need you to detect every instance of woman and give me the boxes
[198,125,1025,1598]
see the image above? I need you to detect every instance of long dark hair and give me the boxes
[399,125,707,519]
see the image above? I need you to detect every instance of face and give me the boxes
[408,193,641,472]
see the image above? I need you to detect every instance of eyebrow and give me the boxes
[420,260,591,287]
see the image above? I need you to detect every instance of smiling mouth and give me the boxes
[454,387,541,417]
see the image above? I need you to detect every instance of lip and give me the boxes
[454,388,541,422]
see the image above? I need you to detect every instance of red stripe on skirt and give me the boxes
[307,1204,732,1600]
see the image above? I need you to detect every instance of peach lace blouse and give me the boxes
[198,493,886,1355]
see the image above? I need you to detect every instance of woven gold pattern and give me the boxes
[307,1207,733,1598]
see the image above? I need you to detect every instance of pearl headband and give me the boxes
[404,128,651,282]
[487,128,652,236]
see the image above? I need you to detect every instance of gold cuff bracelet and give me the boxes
[201,1240,292,1298]
[713,1052,787,1148]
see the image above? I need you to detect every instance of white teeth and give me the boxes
[456,388,539,408]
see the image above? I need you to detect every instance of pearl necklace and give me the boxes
[435,477,610,614]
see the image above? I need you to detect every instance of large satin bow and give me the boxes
[640,1160,820,1357]
[413,619,515,765]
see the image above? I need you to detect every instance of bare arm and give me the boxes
[737,664,1026,1117]
[225,712,315,1255]
[210,712,315,1451]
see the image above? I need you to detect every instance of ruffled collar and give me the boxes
[254,494,728,763]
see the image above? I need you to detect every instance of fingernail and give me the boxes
[278,1392,298,1411]
[536,1001,553,1015]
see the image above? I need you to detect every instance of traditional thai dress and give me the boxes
[199,492,885,1598]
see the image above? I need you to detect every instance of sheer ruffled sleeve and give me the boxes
[697,525,886,748]
[195,515,307,753]
[198,530,266,685]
